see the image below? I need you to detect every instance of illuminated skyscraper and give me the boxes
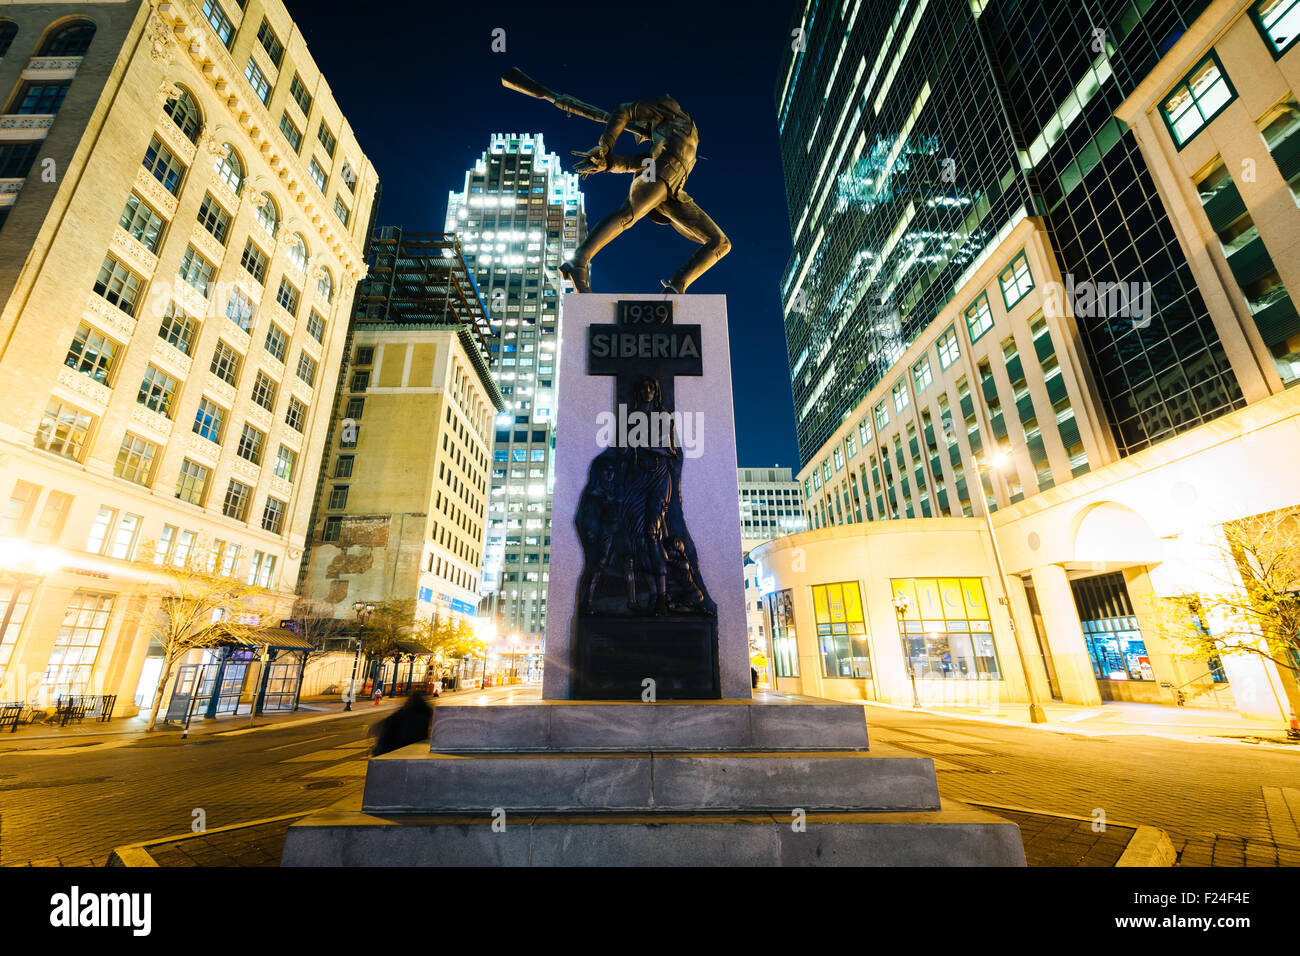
[445,133,586,640]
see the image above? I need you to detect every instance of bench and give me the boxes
[54,696,88,727]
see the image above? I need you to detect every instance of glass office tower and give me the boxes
[777,0,1246,466]
[445,134,586,639]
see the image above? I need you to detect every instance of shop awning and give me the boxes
[196,623,316,650]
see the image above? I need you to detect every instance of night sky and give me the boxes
[285,0,802,469]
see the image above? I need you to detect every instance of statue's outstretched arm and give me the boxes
[605,153,653,173]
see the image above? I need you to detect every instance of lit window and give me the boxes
[179,246,215,297]
[114,434,157,485]
[255,194,279,237]
[193,397,225,443]
[175,458,210,505]
[65,322,117,384]
[137,365,178,417]
[1160,53,1236,148]
[316,271,333,303]
[937,326,961,369]
[964,293,994,342]
[274,445,297,481]
[224,480,251,521]
[279,112,302,152]
[308,157,326,192]
[214,144,244,194]
[118,193,166,252]
[912,355,933,392]
[93,256,142,315]
[892,381,910,414]
[288,235,308,273]
[998,252,1035,311]
[36,400,92,460]
[226,288,255,331]
[874,400,889,430]
[201,0,234,47]
[1254,0,1300,56]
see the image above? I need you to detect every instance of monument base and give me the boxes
[281,691,1025,867]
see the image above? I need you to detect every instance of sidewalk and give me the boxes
[0,693,409,752]
[856,697,1299,747]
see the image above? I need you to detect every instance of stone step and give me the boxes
[282,799,1026,866]
[430,696,870,753]
[363,747,939,813]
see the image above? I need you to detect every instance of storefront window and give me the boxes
[812,581,870,679]
[766,588,799,678]
[1071,572,1154,682]
[891,577,1000,679]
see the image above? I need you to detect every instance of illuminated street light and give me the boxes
[892,591,921,709]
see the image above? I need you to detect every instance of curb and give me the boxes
[968,801,1175,867]
[106,810,315,867]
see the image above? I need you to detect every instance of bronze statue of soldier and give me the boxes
[500,70,730,294]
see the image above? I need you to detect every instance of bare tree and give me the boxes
[1153,509,1300,702]
[289,598,350,652]
[136,537,271,732]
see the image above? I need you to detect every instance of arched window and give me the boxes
[163,87,202,143]
[317,268,333,303]
[288,234,308,274]
[254,192,279,237]
[214,144,243,195]
[0,20,17,60]
[39,18,95,57]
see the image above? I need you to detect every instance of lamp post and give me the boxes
[345,601,374,712]
[509,634,520,684]
[893,592,921,708]
[976,453,1048,724]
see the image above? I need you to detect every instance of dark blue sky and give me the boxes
[286,0,801,469]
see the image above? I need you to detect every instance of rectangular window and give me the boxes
[892,577,1000,680]
[137,365,178,417]
[264,322,288,362]
[334,455,354,478]
[86,506,116,555]
[245,58,271,105]
[93,256,142,316]
[174,458,210,505]
[295,351,316,386]
[118,193,166,252]
[193,396,225,443]
[273,445,297,481]
[937,325,961,369]
[341,161,356,192]
[290,74,313,114]
[240,241,268,283]
[1253,0,1300,57]
[210,339,242,385]
[350,369,370,392]
[327,485,348,510]
[257,18,284,66]
[811,581,870,679]
[340,422,359,448]
[308,157,326,192]
[201,0,234,47]
[322,516,342,542]
[317,121,336,156]
[285,396,307,432]
[36,400,93,460]
[15,81,70,114]
[179,246,215,298]
[142,136,185,195]
[223,480,251,521]
[965,292,994,342]
[236,422,264,464]
[275,278,300,317]
[262,497,286,534]
[251,371,278,410]
[1161,53,1237,148]
[0,141,42,179]
[110,513,141,561]
[858,417,873,447]
[912,355,933,393]
[226,288,256,331]
[197,194,232,245]
[998,251,1035,311]
[279,112,302,152]
[3,482,39,538]
[248,551,277,588]
[333,197,350,225]
[114,434,157,485]
[65,322,117,384]
[153,524,176,565]
[43,592,115,698]
[306,310,324,342]
[139,299,183,356]
[874,400,889,430]
[893,380,910,414]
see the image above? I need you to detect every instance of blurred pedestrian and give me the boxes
[370,691,433,756]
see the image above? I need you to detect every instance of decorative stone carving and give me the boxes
[0,114,55,134]
[85,295,136,339]
[209,378,236,405]
[231,457,260,481]
[110,227,159,277]
[133,164,178,217]
[56,367,111,408]
[130,404,174,439]
[0,179,24,196]
[189,222,226,265]
[247,403,273,430]
[147,12,174,66]
[151,336,192,376]
[186,433,219,463]
[158,79,182,104]
[269,476,292,498]
[155,116,197,165]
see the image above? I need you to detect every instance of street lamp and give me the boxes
[976,453,1048,724]
[893,592,921,709]
[509,633,520,684]
[345,601,375,712]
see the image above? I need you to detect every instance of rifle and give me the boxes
[501,68,652,141]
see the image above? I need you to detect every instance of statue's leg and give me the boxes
[562,179,668,292]
[658,195,731,293]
